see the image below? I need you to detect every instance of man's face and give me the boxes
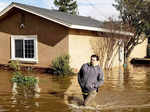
[90,57,98,66]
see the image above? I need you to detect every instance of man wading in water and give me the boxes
[78,54,104,106]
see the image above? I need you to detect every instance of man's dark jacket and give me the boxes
[78,63,104,93]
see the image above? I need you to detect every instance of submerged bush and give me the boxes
[12,72,37,87]
[10,61,38,96]
[51,54,74,75]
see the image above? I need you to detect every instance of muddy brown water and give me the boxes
[0,66,150,112]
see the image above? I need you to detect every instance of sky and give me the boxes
[0,0,120,21]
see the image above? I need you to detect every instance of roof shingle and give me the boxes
[11,2,103,28]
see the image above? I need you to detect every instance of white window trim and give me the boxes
[11,35,38,63]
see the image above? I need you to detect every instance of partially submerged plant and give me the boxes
[51,54,74,75]
[12,74,39,97]
[12,72,37,87]
[10,60,40,97]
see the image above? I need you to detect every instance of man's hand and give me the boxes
[91,83,96,88]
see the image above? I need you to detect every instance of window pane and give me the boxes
[25,40,34,58]
[15,40,23,58]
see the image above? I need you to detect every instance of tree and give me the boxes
[90,18,124,70]
[113,0,150,64]
[54,0,78,15]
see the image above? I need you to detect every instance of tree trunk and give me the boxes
[123,46,130,74]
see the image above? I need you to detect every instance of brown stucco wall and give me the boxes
[0,8,69,67]
[68,29,125,71]
[68,28,147,71]
[68,29,98,70]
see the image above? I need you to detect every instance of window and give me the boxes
[11,35,38,63]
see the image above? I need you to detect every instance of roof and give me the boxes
[0,2,133,36]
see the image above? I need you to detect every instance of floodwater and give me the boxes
[0,66,150,112]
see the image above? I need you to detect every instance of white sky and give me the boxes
[0,0,120,21]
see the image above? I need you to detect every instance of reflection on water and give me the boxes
[65,67,150,112]
[0,66,150,112]
[0,70,70,112]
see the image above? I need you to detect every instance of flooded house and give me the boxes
[0,2,139,71]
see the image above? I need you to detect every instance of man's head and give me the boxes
[90,54,99,66]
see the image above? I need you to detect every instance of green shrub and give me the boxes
[12,72,37,87]
[10,61,38,96]
[51,54,74,75]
